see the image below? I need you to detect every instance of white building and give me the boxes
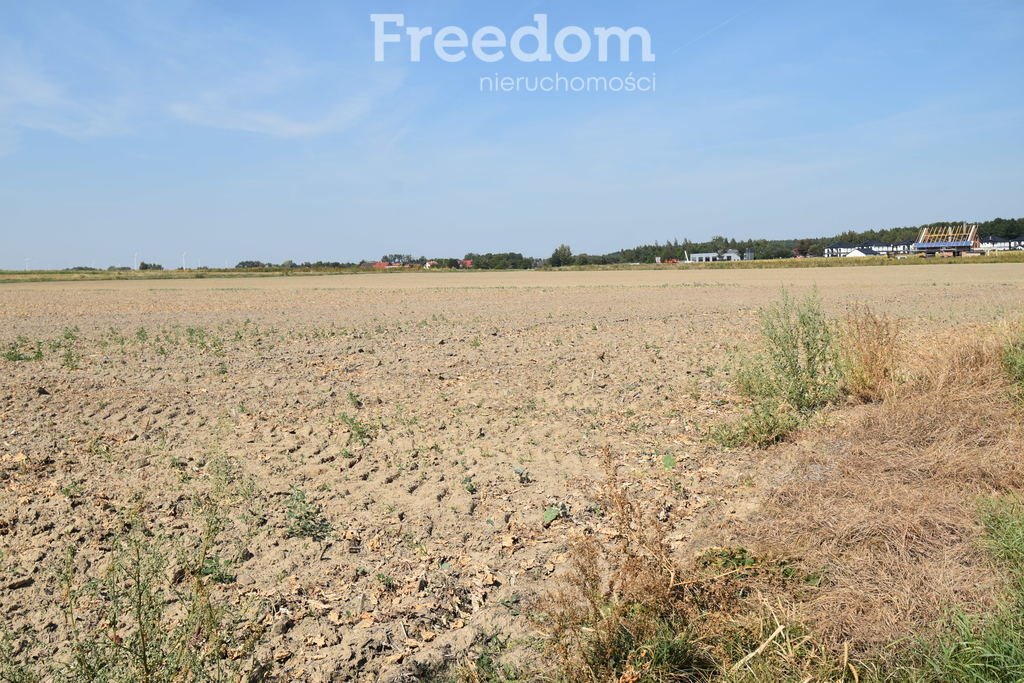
[825,242,856,258]
[846,247,881,258]
[979,235,1019,252]
[688,249,742,263]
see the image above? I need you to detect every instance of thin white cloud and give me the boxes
[168,91,381,139]
[166,65,404,139]
[0,51,136,138]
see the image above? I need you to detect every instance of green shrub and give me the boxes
[741,289,841,413]
[721,290,841,447]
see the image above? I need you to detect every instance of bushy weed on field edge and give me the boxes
[716,289,906,448]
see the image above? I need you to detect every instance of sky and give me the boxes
[1,0,1023,269]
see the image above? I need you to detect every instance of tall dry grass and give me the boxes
[841,304,903,403]
[744,324,1024,658]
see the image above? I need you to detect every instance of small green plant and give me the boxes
[62,347,79,370]
[542,505,565,528]
[2,337,42,362]
[284,487,332,542]
[0,628,38,682]
[199,554,236,585]
[60,480,83,500]
[437,633,526,683]
[340,413,375,446]
[376,573,397,591]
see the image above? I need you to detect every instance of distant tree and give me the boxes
[281,260,295,269]
[550,244,573,267]
[792,239,814,257]
[463,252,534,270]
[235,261,268,269]
[138,262,163,271]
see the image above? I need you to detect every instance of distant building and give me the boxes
[825,242,856,258]
[846,247,881,258]
[860,239,890,254]
[826,238,925,258]
[979,235,1021,252]
[913,223,979,256]
[892,238,915,254]
[688,249,742,263]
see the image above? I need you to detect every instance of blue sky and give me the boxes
[1,0,1022,269]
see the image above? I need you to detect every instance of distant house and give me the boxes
[688,249,742,263]
[424,260,439,269]
[892,238,916,254]
[460,259,474,269]
[980,235,1013,252]
[825,242,856,258]
[826,239,916,258]
[372,261,389,270]
[846,247,880,258]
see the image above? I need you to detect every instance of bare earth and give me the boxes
[2,265,1023,680]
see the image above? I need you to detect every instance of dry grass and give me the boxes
[743,324,1024,658]
[841,304,903,403]
[536,450,716,682]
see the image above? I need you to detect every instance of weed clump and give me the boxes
[718,289,842,447]
[284,487,332,542]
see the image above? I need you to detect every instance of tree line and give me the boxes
[57,217,1023,272]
